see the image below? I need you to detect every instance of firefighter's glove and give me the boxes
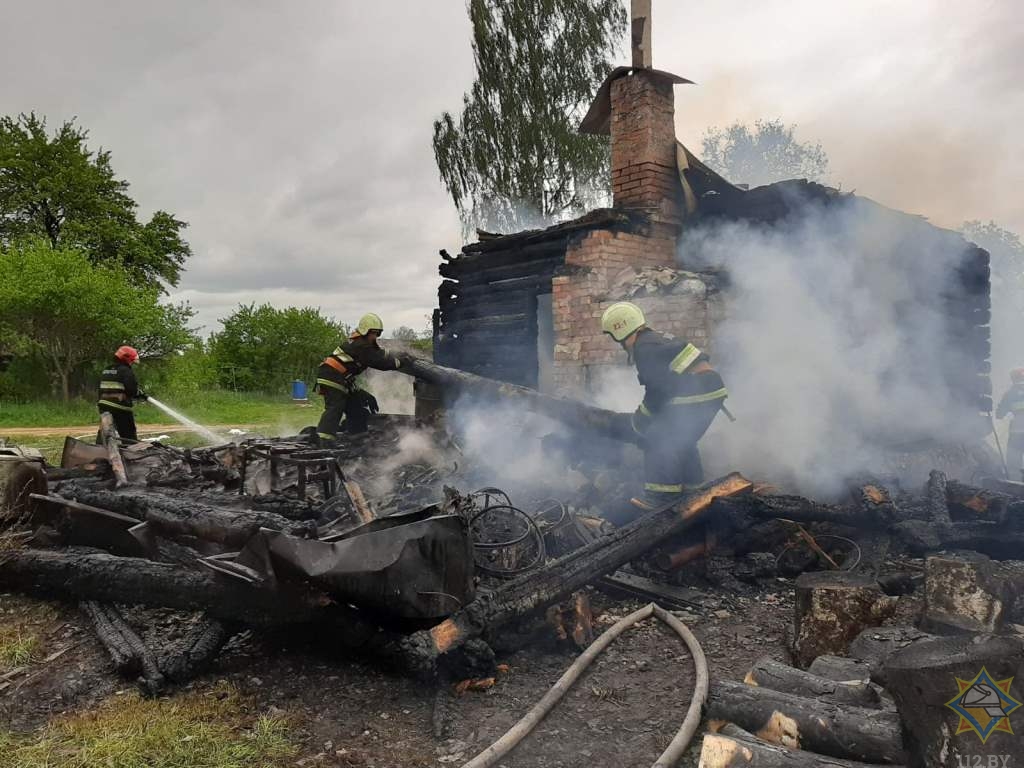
[362,391,380,414]
[137,390,150,402]
[395,352,417,369]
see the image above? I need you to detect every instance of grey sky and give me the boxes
[2,1,1020,335]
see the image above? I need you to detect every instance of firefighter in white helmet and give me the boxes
[315,313,406,444]
[600,301,728,520]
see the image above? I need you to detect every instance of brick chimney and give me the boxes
[610,71,683,225]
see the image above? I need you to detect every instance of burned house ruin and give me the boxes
[433,59,992,445]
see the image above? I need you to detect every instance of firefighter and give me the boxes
[97,346,147,442]
[315,313,406,443]
[996,368,1024,480]
[601,302,728,520]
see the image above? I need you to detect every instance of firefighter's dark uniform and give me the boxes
[316,335,401,440]
[997,382,1024,478]
[629,330,728,504]
[97,360,142,442]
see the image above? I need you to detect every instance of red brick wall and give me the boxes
[551,226,715,394]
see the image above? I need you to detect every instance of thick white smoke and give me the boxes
[678,192,988,496]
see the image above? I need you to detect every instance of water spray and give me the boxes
[145,397,226,445]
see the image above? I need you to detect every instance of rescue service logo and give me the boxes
[944,667,1022,744]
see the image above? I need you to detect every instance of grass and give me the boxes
[0,632,40,668]
[0,390,315,430]
[0,682,299,768]
[0,601,56,670]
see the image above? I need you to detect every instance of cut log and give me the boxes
[399,473,752,675]
[0,547,363,629]
[697,732,906,768]
[884,634,1024,767]
[922,551,1012,634]
[744,657,880,707]
[704,680,904,763]
[791,572,896,668]
[51,485,316,548]
[99,412,129,487]
[847,626,936,686]
[807,655,871,684]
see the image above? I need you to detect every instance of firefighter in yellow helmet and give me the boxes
[601,302,728,520]
[315,313,406,444]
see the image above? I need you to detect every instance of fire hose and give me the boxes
[460,602,709,768]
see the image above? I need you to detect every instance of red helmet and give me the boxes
[115,346,139,365]
[1012,369,1024,383]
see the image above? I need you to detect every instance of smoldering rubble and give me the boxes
[4,360,1024,765]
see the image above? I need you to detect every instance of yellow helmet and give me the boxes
[356,312,384,336]
[601,302,646,342]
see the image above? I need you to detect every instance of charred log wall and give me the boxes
[434,211,635,388]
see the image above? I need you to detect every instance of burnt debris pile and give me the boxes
[4,417,1024,765]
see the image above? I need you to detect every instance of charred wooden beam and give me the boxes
[744,657,880,708]
[400,357,637,443]
[705,680,904,763]
[158,617,234,683]
[399,474,752,676]
[807,655,872,684]
[51,485,315,547]
[0,548,354,627]
[99,412,129,488]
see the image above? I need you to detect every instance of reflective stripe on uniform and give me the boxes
[669,344,702,374]
[100,381,125,390]
[638,402,652,417]
[332,348,354,362]
[644,482,684,493]
[317,432,336,440]
[631,412,645,435]
[316,378,348,392]
[98,399,133,412]
[668,387,729,405]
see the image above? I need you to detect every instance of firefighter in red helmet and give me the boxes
[96,346,147,442]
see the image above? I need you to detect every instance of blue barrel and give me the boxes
[291,379,308,401]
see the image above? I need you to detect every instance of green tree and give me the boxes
[390,326,420,342]
[701,118,829,188]
[0,238,197,400]
[0,113,191,290]
[209,304,347,392]
[433,0,626,234]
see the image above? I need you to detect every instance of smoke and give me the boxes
[676,190,987,496]
[446,395,592,502]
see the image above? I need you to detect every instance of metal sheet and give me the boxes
[235,512,474,620]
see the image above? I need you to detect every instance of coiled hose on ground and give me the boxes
[460,602,709,768]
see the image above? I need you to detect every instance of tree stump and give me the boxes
[922,551,1012,634]
[792,572,897,668]
[744,657,880,707]
[698,732,906,767]
[705,680,904,763]
[884,634,1024,767]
